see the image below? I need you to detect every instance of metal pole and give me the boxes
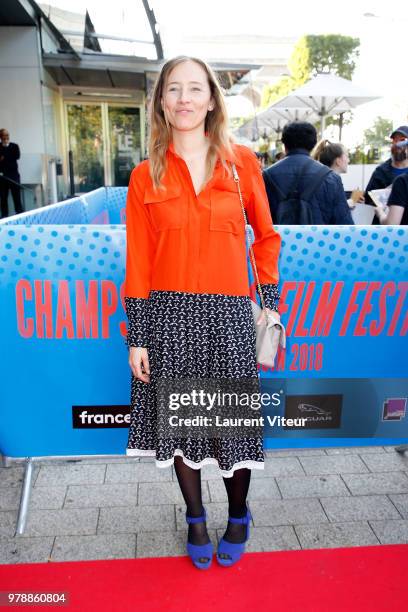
[339,112,344,141]
[15,457,34,535]
[68,150,75,197]
[48,158,58,204]
[320,115,326,139]
[320,97,326,139]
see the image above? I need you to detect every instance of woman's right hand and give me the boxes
[129,346,150,383]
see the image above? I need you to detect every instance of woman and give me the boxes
[312,139,364,208]
[124,56,281,569]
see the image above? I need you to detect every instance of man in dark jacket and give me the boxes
[364,125,408,211]
[0,128,23,217]
[263,121,353,224]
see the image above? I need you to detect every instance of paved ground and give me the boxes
[1,445,408,564]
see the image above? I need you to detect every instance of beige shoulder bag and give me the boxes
[231,162,286,368]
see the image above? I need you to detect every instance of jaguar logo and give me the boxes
[298,403,331,416]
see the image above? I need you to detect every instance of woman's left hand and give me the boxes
[256,308,279,326]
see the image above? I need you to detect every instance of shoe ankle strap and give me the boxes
[228,510,251,525]
[186,507,206,524]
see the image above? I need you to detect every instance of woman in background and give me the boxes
[312,139,364,208]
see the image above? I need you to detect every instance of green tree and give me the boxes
[262,34,360,108]
[296,35,360,80]
[363,116,393,147]
[260,76,294,107]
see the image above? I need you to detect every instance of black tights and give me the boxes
[173,456,251,546]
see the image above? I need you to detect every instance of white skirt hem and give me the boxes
[125,447,264,478]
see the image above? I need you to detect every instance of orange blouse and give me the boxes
[124,143,281,300]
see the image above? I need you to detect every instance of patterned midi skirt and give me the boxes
[126,290,265,477]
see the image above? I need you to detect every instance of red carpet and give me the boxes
[0,545,407,611]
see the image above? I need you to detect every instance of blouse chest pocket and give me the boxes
[209,179,247,235]
[144,184,182,231]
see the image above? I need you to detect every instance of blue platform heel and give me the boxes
[216,506,252,567]
[185,507,213,570]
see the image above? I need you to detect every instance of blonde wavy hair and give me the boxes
[148,55,235,189]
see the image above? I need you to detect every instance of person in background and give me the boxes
[263,121,353,224]
[364,125,408,206]
[273,151,285,163]
[311,139,364,209]
[0,128,24,217]
[374,139,408,225]
[255,151,268,169]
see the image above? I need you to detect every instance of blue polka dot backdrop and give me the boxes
[250,224,408,446]
[0,189,407,457]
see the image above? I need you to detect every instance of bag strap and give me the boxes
[265,157,312,201]
[301,164,332,201]
[288,157,314,197]
[263,171,286,201]
[230,162,269,317]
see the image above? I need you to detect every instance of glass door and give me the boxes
[108,106,141,186]
[66,104,105,192]
[65,102,142,192]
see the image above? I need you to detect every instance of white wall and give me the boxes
[0,27,45,184]
[339,164,378,192]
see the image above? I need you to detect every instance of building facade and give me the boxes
[0,1,288,211]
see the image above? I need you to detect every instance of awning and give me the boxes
[42,52,259,91]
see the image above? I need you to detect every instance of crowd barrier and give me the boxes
[1,188,407,463]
